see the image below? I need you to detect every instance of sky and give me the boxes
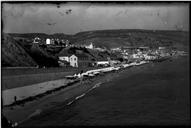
[2,2,189,34]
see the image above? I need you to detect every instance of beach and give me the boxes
[3,56,190,126]
[2,64,127,124]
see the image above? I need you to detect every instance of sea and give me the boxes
[21,56,190,126]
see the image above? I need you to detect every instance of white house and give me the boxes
[33,37,40,43]
[69,55,78,67]
[96,61,109,66]
[59,56,69,62]
[58,54,78,67]
[46,38,51,45]
[85,42,94,49]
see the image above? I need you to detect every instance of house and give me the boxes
[46,38,51,45]
[85,42,94,49]
[77,54,92,67]
[58,50,78,67]
[33,37,40,43]
[50,38,55,45]
[96,61,110,66]
[59,56,69,62]
[69,55,78,67]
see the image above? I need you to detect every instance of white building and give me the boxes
[58,54,78,67]
[50,38,55,44]
[59,56,69,62]
[46,38,51,45]
[33,37,40,43]
[85,42,94,49]
[96,61,109,66]
[69,55,78,67]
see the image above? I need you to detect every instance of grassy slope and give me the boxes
[3,29,189,67]
[1,34,37,67]
[71,29,189,50]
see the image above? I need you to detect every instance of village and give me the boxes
[31,36,184,69]
[2,3,190,127]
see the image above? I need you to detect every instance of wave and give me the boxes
[66,82,102,106]
[75,93,85,100]
[67,100,75,105]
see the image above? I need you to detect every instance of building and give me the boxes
[46,38,51,45]
[58,51,78,67]
[59,56,69,62]
[33,37,40,43]
[77,54,92,67]
[96,61,109,66]
[85,42,94,49]
[50,38,55,45]
[69,55,78,67]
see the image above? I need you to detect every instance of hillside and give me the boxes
[8,33,73,41]
[6,29,189,50]
[2,34,60,67]
[28,44,59,67]
[2,29,189,67]
[1,34,37,67]
[71,29,189,50]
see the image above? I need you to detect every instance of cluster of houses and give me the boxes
[111,46,173,62]
[57,45,174,68]
[32,36,175,68]
[33,37,70,47]
[33,37,107,52]
[57,52,119,68]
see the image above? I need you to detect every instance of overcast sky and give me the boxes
[2,3,189,34]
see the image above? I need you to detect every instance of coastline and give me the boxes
[3,56,181,125]
[3,63,133,124]
[21,55,189,126]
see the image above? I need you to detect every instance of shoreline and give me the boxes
[3,56,181,126]
[2,60,148,107]
[3,61,149,125]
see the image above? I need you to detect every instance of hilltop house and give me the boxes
[85,42,94,49]
[33,37,41,44]
[46,38,51,45]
